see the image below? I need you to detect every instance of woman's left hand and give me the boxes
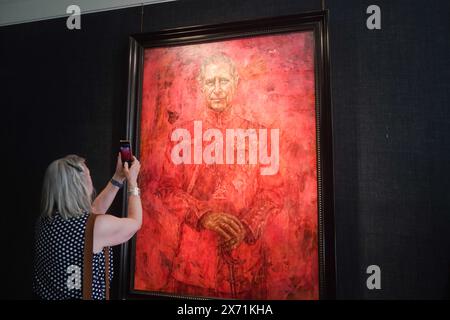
[112,153,126,182]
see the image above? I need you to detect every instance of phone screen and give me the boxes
[120,140,133,166]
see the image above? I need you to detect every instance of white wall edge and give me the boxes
[0,0,176,27]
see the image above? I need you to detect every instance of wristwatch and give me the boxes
[110,178,124,189]
[128,186,140,196]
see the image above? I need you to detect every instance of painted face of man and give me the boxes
[201,61,237,112]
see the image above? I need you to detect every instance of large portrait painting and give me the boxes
[120,12,335,300]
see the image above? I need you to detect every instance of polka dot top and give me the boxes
[33,211,113,300]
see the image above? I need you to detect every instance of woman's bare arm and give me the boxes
[91,154,126,214]
[93,157,142,253]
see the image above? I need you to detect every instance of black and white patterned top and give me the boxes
[33,212,113,300]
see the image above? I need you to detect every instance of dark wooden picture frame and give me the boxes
[118,10,335,300]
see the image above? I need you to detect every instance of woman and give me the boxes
[33,153,142,299]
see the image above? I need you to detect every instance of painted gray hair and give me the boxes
[197,53,239,85]
[41,154,92,219]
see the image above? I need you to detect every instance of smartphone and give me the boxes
[119,140,133,167]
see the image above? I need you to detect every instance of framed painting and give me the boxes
[119,11,335,300]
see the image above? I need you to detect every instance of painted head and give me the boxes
[197,53,239,113]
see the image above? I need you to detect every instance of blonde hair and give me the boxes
[41,155,92,219]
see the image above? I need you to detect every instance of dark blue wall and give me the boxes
[328,0,450,299]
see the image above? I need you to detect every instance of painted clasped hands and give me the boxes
[200,212,247,251]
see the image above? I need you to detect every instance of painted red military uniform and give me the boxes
[157,107,282,299]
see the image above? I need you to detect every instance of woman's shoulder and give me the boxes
[37,211,90,227]
[61,211,91,227]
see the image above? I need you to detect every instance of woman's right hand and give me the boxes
[123,156,141,186]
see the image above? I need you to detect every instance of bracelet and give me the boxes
[110,178,124,189]
[128,186,140,197]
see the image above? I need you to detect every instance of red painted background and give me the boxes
[134,31,319,299]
